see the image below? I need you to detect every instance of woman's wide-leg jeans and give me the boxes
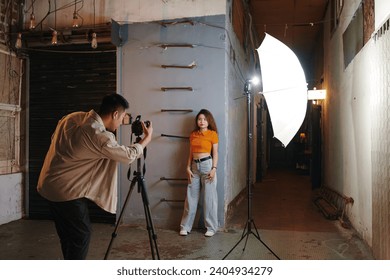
[180,158,218,233]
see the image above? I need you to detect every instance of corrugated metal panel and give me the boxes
[28,44,116,223]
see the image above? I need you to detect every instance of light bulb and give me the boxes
[72,12,80,28]
[51,30,58,45]
[29,13,36,30]
[251,76,260,85]
[15,33,22,49]
[91,32,98,49]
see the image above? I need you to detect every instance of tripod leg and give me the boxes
[242,223,251,252]
[138,176,160,260]
[104,177,137,260]
[249,218,261,240]
[249,219,281,260]
[222,234,246,260]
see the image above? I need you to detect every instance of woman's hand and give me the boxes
[207,168,216,182]
[186,166,194,183]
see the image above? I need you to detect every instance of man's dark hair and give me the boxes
[98,93,129,116]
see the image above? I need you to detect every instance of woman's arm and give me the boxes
[211,143,218,169]
[186,146,194,182]
[208,143,218,181]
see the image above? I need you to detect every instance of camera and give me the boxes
[131,115,150,136]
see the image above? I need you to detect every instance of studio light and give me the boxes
[244,77,260,93]
[257,33,308,147]
[250,76,260,85]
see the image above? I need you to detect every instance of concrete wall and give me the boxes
[370,2,390,259]
[323,1,372,244]
[376,0,390,28]
[24,0,226,29]
[323,0,390,258]
[117,12,249,230]
[0,173,23,224]
[2,0,250,227]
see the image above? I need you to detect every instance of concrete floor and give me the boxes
[0,168,374,260]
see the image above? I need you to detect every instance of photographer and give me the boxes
[37,93,153,260]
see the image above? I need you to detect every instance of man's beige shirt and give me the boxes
[37,110,143,213]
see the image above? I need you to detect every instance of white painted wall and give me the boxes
[323,0,372,245]
[323,1,390,253]
[0,173,23,224]
[375,0,390,28]
[370,26,390,259]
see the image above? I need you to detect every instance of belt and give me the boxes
[194,156,212,163]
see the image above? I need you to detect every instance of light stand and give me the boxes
[223,80,280,260]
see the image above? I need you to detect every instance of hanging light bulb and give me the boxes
[51,30,58,45]
[15,33,22,49]
[72,12,80,28]
[91,32,98,49]
[29,12,36,30]
[29,0,36,30]
[91,0,97,49]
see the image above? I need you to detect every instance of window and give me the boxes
[0,51,22,174]
[331,0,344,34]
[342,1,375,68]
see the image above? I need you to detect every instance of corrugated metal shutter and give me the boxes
[28,44,116,223]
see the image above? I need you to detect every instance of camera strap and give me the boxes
[127,134,147,181]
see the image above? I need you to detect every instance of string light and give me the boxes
[15,33,22,49]
[52,0,57,46]
[72,0,80,28]
[91,32,98,49]
[72,12,80,28]
[51,30,58,45]
[29,1,36,30]
[29,13,36,30]
[91,0,97,49]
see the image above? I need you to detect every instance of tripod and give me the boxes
[104,136,160,260]
[223,81,280,260]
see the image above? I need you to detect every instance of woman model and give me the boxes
[180,109,219,237]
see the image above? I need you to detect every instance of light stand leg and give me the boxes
[223,82,280,260]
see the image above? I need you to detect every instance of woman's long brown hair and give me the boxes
[193,109,218,133]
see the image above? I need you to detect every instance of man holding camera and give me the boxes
[37,93,153,260]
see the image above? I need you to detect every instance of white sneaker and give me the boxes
[205,231,215,237]
[179,230,188,236]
